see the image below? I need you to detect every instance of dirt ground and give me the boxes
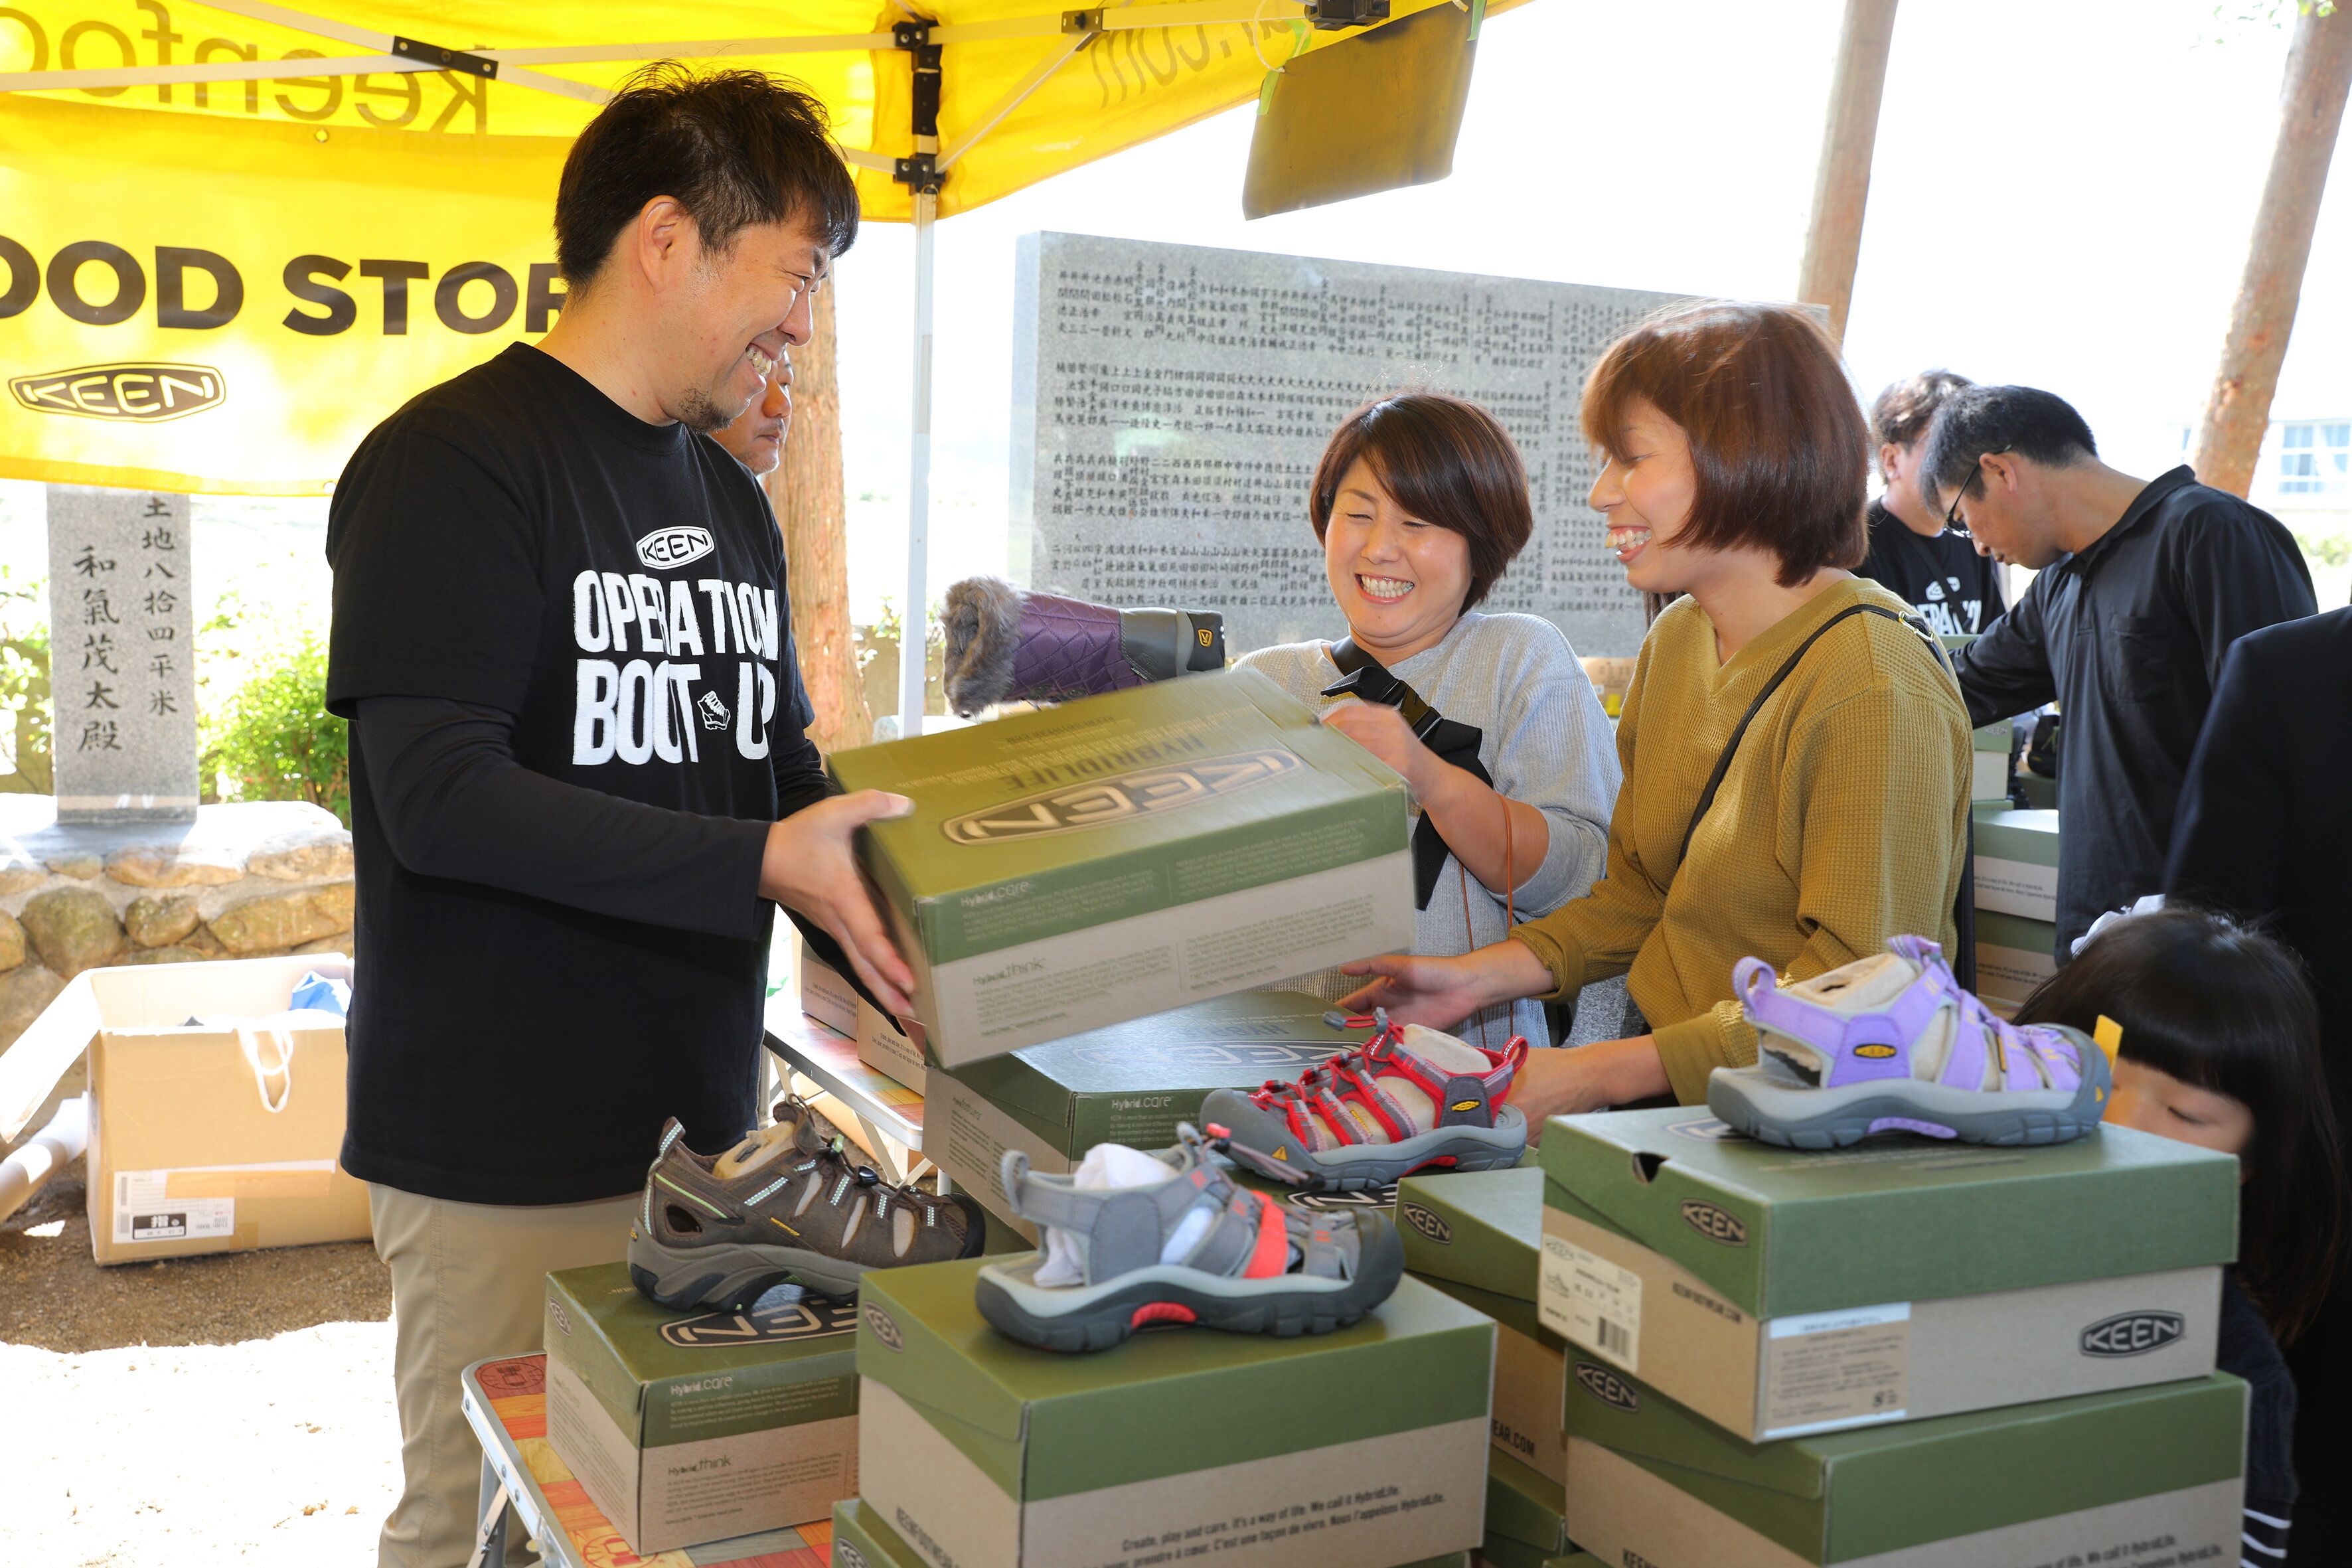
[1,1162,404,1565]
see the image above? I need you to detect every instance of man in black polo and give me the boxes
[327,68,913,1568]
[1924,385,2315,961]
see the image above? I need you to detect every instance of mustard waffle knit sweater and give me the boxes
[1509,578,1972,1103]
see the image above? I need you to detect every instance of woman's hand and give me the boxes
[1319,698,1437,794]
[1512,1035,1672,1140]
[1338,940,1555,1030]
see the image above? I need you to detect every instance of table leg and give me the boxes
[467,1466,509,1568]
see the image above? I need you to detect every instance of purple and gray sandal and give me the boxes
[1706,935,2110,1150]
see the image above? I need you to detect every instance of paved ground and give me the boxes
[1,1163,403,1565]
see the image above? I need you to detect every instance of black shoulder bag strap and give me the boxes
[1322,637,1494,911]
[1676,604,1977,989]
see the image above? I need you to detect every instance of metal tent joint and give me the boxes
[893,152,944,194]
[388,36,500,78]
[1061,9,1104,35]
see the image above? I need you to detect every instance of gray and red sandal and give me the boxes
[973,1125,1403,1353]
[1197,1010,1529,1192]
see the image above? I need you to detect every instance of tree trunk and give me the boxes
[2189,5,2352,498]
[765,287,874,755]
[1796,0,1901,344]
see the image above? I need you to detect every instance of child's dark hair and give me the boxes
[2015,907,2345,1345]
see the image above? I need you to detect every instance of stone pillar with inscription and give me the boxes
[45,487,199,821]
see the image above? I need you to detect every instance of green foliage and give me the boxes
[2296,530,2352,570]
[0,568,50,796]
[201,634,350,826]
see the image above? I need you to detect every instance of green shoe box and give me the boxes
[831,1497,1473,1568]
[1973,909,2059,1015]
[1559,1357,2245,1566]
[1397,1168,1567,1486]
[929,990,1366,1241]
[1481,1447,1571,1568]
[827,669,1413,1066]
[854,1259,1493,1568]
[1972,805,2061,923]
[1537,1111,2232,1442]
[541,1263,858,1554]
[1970,722,2012,805]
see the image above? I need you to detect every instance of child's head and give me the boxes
[2015,906,2344,1344]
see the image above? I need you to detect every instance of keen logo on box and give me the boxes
[2079,1310,2186,1358]
[1664,1115,1740,1142]
[10,362,224,422]
[863,1300,905,1351]
[659,1294,858,1347]
[835,1546,868,1568]
[548,1297,572,1336]
[1573,1360,1641,1412]
[941,749,1299,844]
[1680,1198,1749,1246]
[635,526,714,570]
[1399,1202,1452,1245]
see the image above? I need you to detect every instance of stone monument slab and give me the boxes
[46,486,198,820]
[1011,232,1686,658]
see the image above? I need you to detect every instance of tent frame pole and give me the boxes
[894,20,946,738]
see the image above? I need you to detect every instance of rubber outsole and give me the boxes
[1215,1108,1528,1193]
[627,1208,988,1313]
[973,1218,1405,1353]
[1706,1053,2111,1151]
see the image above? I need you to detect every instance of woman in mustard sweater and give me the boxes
[1342,301,1971,1118]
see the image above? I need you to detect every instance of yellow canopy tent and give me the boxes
[0,0,1504,728]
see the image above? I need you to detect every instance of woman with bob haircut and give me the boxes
[1241,392,1622,1050]
[1341,303,1972,1115]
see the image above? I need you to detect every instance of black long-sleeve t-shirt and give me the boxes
[327,343,833,1204]
[1953,468,2314,957]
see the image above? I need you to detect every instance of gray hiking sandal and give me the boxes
[1198,1012,1529,1192]
[973,1123,1404,1353]
[629,1097,985,1310]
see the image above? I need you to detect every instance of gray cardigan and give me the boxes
[1238,611,1627,1049]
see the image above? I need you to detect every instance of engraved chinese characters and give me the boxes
[47,486,200,819]
[1012,232,1686,657]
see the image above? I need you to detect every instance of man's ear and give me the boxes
[633,195,694,289]
[1879,441,1905,481]
[1980,450,2026,495]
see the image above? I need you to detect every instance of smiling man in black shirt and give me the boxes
[1926,385,2315,961]
[326,68,913,1568]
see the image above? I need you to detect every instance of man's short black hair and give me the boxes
[555,64,860,291]
[1920,385,2099,497]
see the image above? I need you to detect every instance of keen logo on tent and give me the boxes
[862,1301,905,1351]
[1399,1202,1452,1245]
[659,1294,858,1347]
[2079,1310,2185,1358]
[637,526,715,570]
[1680,1199,1748,1246]
[9,362,224,422]
[943,749,1300,844]
[1573,1360,1640,1412]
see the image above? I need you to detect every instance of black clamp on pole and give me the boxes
[390,35,500,78]
[892,18,946,196]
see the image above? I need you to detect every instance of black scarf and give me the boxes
[1322,637,1490,910]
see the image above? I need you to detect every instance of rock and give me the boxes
[44,854,100,880]
[0,961,65,1050]
[0,911,23,972]
[0,858,44,896]
[206,882,354,955]
[123,895,202,949]
[291,935,353,957]
[127,945,213,965]
[179,923,229,959]
[17,888,127,979]
[104,845,245,889]
[245,832,355,882]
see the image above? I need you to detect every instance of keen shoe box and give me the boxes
[1973,910,2059,1014]
[1397,1168,1567,1486]
[856,1260,1492,1568]
[830,1498,1474,1568]
[931,991,1366,1241]
[1480,1448,1571,1568]
[798,939,860,1037]
[1970,722,2013,805]
[1537,1111,2233,1442]
[1972,806,2060,923]
[542,1263,859,1554]
[1560,1360,2245,1567]
[857,997,929,1094]
[826,669,1413,1065]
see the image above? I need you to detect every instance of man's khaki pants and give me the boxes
[370,1184,637,1568]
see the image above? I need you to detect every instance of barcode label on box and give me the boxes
[112,1170,235,1243]
[1539,1233,1642,1373]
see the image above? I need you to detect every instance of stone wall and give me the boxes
[0,799,354,1058]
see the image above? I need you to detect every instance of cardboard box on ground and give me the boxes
[855,1259,1492,1568]
[0,952,364,1263]
[1534,1109,2234,1443]
[827,670,1413,1067]
[542,1262,858,1555]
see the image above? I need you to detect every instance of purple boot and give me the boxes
[1706,936,2110,1150]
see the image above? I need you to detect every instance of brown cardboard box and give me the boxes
[0,955,368,1264]
[854,997,927,1094]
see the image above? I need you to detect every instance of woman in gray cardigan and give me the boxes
[1239,394,1624,1049]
